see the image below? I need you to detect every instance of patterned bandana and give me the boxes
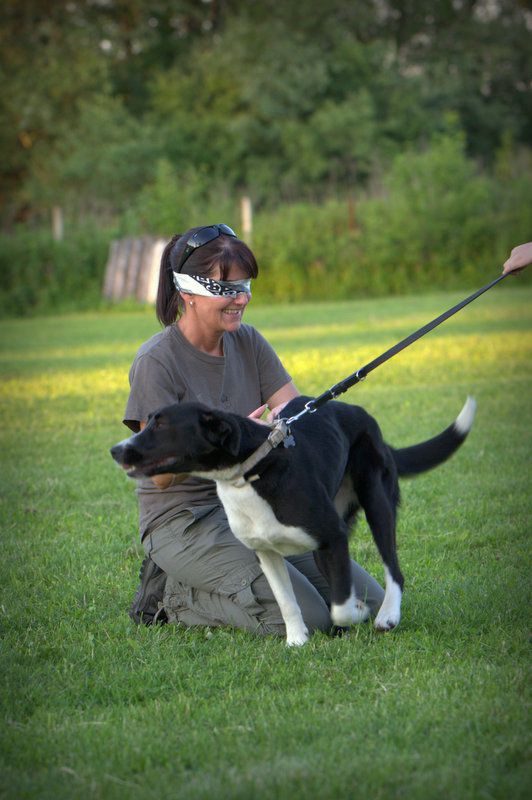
[172,273,252,298]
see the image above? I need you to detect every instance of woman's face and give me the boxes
[180,263,252,336]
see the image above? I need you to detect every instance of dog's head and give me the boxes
[110,402,242,479]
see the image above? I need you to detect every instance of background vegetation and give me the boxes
[1,0,531,315]
[1,289,530,798]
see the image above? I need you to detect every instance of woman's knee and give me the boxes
[350,560,385,614]
[251,567,332,635]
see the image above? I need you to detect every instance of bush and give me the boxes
[120,159,239,237]
[0,225,111,317]
[251,200,359,302]
[251,132,531,302]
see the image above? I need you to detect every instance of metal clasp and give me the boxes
[283,403,314,426]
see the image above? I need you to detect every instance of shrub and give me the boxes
[0,225,110,317]
[252,132,531,302]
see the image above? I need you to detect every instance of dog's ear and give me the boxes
[200,412,241,456]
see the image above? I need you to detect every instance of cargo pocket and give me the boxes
[219,560,282,622]
[149,508,216,624]
[162,576,190,625]
[159,504,228,625]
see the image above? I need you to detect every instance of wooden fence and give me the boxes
[102,237,166,303]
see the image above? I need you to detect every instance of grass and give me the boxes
[0,286,531,800]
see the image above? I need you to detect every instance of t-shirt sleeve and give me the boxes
[252,328,292,402]
[123,353,180,431]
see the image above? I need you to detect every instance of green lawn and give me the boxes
[1,286,531,800]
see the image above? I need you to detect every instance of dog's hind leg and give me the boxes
[255,550,309,646]
[314,535,370,627]
[359,471,404,632]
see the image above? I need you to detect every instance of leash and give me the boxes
[226,272,509,486]
[283,272,510,425]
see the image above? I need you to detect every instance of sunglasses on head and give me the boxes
[174,224,237,273]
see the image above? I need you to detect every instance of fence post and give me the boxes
[111,238,132,300]
[52,206,64,241]
[146,239,166,303]
[102,237,167,303]
[240,196,253,243]
[124,238,143,298]
[135,237,156,301]
[103,240,120,299]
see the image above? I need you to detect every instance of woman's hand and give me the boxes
[140,419,185,487]
[265,401,291,422]
[248,401,292,425]
[249,381,300,425]
[248,404,269,426]
[503,242,532,275]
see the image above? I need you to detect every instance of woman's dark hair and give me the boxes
[156,226,259,326]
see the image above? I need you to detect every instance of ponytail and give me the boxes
[156,234,182,326]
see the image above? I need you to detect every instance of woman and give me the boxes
[124,224,384,636]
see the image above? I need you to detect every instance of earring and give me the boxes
[189,300,194,306]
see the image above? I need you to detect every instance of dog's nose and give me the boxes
[110,443,125,463]
[111,440,140,463]
[111,442,144,466]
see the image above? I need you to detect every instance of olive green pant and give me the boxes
[144,504,385,638]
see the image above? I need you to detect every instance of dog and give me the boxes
[111,396,476,646]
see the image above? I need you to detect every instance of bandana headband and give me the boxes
[173,273,252,298]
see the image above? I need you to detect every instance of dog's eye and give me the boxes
[153,416,168,430]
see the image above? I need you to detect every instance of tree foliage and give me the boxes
[1,0,531,226]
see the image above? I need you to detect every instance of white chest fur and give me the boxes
[214,479,317,556]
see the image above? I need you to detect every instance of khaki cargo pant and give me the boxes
[144,504,385,638]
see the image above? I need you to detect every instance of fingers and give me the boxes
[502,242,532,274]
[248,403,268,420]
[266,401,289,423]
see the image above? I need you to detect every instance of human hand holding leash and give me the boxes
[248,403,277,427]
[249,401,295,426]
[248,404,268,422]
[502,241,532,275]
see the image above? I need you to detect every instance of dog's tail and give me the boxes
[391,396,476,478]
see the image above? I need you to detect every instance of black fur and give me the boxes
[111,396,474,632]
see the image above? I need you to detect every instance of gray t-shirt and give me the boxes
[124,323,291,538]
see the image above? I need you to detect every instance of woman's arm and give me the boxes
[265,380,300,421]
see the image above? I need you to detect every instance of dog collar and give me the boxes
[222,420,293,487]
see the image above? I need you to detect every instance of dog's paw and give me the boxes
[285,625,309,647]
[374,576,402,632]
[352,601,371,624]
[374,610,400,632]
[331,596,370,627]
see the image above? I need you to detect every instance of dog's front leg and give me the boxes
[315,539,370,627]
[256,551,309,646]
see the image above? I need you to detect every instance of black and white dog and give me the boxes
[111,396,476,646]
